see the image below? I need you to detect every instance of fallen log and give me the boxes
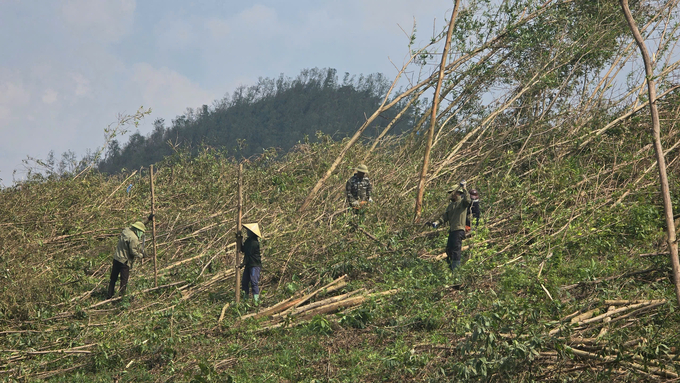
[560,310,581,322]
[567,346,678,379]
[604,299,665,306]
[576,301,666,326]
[289,275,349,311]
[280,289,397,323]
[256,289,399,331]
[549,301,666,336]
[608,301,666,324]
[218,303,230,325]
[297,295,368,320]
[270,289,366,321]
[240,293,303,321]
[240,275,348,321]
[0,322,113,336]
[570,309,600,324]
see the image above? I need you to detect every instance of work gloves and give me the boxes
[148,213,155,221]
[351,200,370,209]
[459,179,467,187]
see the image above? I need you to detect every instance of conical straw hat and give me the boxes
[243,223,262,238]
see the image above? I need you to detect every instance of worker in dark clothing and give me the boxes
[107,214,153,299]
[426,180,472,271]
[239,223,262,304]
[466,189,481,230]
[470,189,481,228]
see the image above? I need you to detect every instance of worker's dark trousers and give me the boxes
[446,230,466,270]
[241,266,261,296]
[108,260,130,299]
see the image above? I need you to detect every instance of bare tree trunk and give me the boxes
[620,0,680,306]
[234,162,243,303]
[414,0,461,222]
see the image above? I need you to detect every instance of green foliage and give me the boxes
[307,315,333,335]
[338,307,372,329]
[187,362,233,383]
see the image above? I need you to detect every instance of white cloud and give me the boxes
[42,89,58,104]
[206,18,231,39]
[72,73,91,97]
[131,63,215,118]
[237,4,278,28]
[61,0,136,42]
[0,78,31,124]
[155,17,195,51]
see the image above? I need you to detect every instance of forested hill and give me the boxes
[98,68,415,174]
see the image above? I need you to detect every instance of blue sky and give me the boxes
[0,0,454,185]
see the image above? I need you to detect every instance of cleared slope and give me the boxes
[1,115,679,381]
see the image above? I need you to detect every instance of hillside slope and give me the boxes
[2,112,680,381]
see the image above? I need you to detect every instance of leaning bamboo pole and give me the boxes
[149,164,158,287]
[620,0,680,307]
[414,0,460,222]
[235,162,243,304]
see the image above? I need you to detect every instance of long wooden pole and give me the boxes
[234,162,243,303]
[150,164,158,287]
[414,1,461,222]
[620,0,680,307]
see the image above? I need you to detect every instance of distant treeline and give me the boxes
[98,68,415,174]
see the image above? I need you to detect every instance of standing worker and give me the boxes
[426,180,472,271]
[469,189,481,229]
[107,214,153,299]
[465,189,481,232]
[239,223,262,304]
[346,164,373,210]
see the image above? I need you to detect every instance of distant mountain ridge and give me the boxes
[98,68,415,173]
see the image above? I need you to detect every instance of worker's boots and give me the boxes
[253,294,260,306]
[450,259,461,271]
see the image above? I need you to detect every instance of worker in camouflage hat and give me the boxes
[426,180,472,271]
[107,215,153,299]
[346,163,373,210]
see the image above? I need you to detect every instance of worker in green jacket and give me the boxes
[107,219,149,299]
[427,180,472,271]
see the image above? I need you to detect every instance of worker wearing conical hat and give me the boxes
[346,163,373,209]
[108,215,153,299]
[240,223,262,304]
[426,180,471,271]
